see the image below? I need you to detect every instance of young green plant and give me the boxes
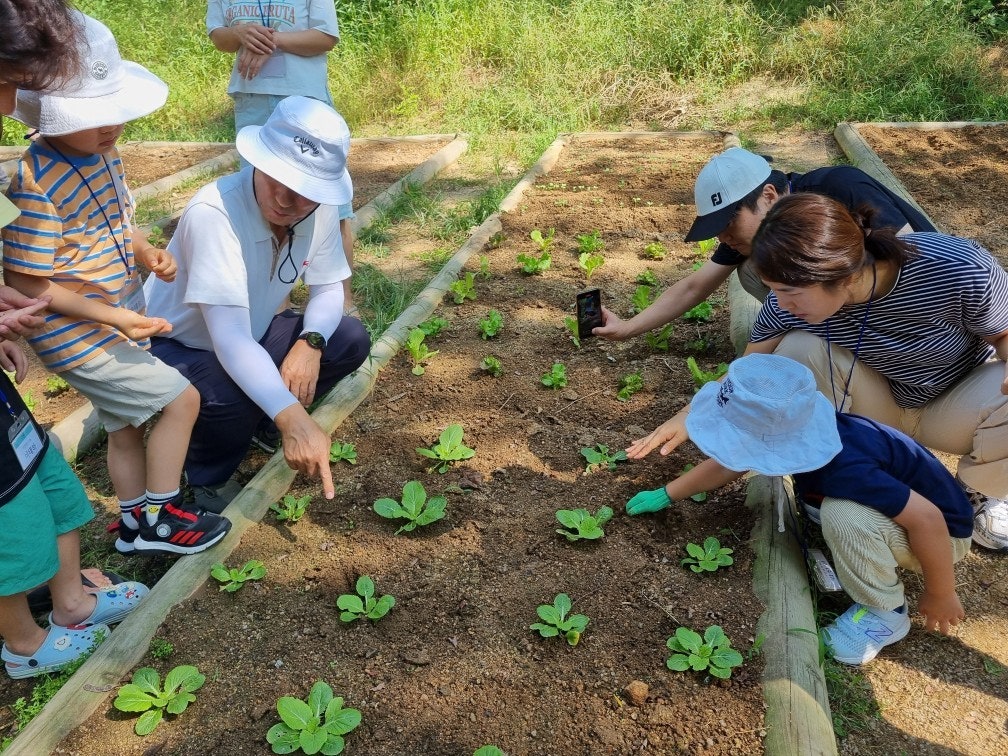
[631,285,654,314]
[666,625,744,679]
[580,443,628,472]
[529,227,554,252]
[417,316,449,337]
[480,355,503,377]
[645,323,674,352]
[210,559,266,592]
[682,300,713,322]
[575,229,604,255]
[681,537,734,573]
[530,593,589,646]
[541,362,568,389]
[113,666,206,736]
[636,268,659,286]
[516,250,551,274]
[271,493,310,523]
[374,480,447,534]
[449,272,477,304]
[337,575,395,622]
[686,356,728,390]
[415,424,475,473]
[328,441,357,465]
[406,327,439,376]
[617,371,643,401]
[642,241,666,260]
[478,309,504,339]
[555,506,614,541]
[563,315,581,348]
[578,251,604,280]
[266,681,361,756]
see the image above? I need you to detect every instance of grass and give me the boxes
[352,263,426,339]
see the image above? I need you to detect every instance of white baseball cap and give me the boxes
[12,14,168,136]
[235,96,353,206]
[686,354,842,476]
[684,147,772,242]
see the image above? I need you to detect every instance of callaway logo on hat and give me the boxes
[235,95,353,206]
[683,147,772,243]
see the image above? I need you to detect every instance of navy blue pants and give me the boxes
[150,311,370,487]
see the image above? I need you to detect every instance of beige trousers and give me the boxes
[820,497,971,611]
[775,330,1008,498]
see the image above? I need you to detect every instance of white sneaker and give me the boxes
[959,480,1008,552]
[823,603,910,665]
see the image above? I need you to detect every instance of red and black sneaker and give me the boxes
[132,499,232,556]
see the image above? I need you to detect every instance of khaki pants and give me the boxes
[820,497,971,611]
[776,330,1008,498]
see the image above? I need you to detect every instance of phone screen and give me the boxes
[576,289,603,338]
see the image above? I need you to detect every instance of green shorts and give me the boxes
[0,443,95,596]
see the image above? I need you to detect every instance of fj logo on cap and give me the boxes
[293,135,320,157]
[710,191,723,207]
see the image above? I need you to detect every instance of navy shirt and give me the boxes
[711,165,936,266]
[795,413,973,539]
[0,372,49,506]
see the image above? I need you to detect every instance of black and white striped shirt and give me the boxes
[751,233,1008,407]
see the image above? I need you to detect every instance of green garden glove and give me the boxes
[626,487,672,516]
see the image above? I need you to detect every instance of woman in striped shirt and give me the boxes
[747,193,1008,551]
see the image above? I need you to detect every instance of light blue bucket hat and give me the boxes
[686,354,842,476]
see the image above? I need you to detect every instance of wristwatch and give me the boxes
[298,331,326,351]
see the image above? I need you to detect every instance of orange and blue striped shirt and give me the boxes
[2,141,142,371]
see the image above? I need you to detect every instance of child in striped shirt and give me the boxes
[2,15,230,556]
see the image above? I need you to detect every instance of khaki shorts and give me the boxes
[60,341,191,432]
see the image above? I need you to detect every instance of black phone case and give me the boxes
[576,289,603,338]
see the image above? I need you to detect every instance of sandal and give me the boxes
[48,581,149,628]
[26,568,126,615]
[2,623,110,679]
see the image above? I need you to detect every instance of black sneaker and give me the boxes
[250,425,282,454]
[114,509,141,555]
[132,499,231,556]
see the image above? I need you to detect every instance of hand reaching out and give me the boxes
[137,246,177,282]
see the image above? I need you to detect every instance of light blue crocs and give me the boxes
[49,581,149,628]
[2,623,110,679]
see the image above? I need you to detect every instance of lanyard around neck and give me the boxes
[256,0,271,27]
[826,263,877,414]
[45,141,132,274]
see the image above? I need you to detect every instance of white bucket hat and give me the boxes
[12,14,168,136]
[684,147,772,242]
[235,96,353,206]
[686,354,842,476]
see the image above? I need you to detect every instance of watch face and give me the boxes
[302,332,326,350]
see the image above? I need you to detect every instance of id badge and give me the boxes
[123,273,146,313]
[9,410,44,471]
[259,50,286,79]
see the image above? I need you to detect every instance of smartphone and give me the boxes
[576,289,603,339]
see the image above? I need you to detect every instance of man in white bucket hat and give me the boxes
[624,353,972,665]
[145,95,370,511]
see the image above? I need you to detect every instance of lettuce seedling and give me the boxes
[478,309,504,339]
[576,229,604,255]
[645,323,674,352]
[529,227,555,252]
[617,371,643,402]
[481,355,503,377]
[642,241,666,260]
[449,272,477,304]
[686,356,728,390]
[563,315,581,348]
[406,327,439,376]
[681,536,734,573]
[45,375,70,396]
[580,443,627,472]
[337,575,395,622]
[266,681,361,755]
[479,254,491,278]
[329,441,358,465]
[530,593,589,646]
[555,506,614,541]
[374,481,447,533]
[416,424,475,473]
[474,747,505,756]
[578,251,604,280]
[418,316,449,337]
[113,665,205,736]
[631,285,654,314]
[541,362,568,389]
[271,493,310,523]
[666,625,744,679]
[682,300,713,322]
[636,268,659,286]
[516,250,551,274]
[210,559,266,592]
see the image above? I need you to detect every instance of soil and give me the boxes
[2,126,1008,756]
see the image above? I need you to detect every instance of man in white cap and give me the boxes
[145,95,370,511]
[624,353,972,665]
[594,147,935,344]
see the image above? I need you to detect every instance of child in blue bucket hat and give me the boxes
[624,353,972,665]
